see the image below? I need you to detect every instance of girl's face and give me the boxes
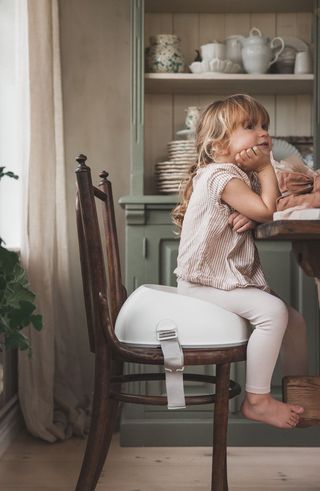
[218,118,271,162]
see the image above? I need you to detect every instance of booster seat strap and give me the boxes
[156,320,186,410]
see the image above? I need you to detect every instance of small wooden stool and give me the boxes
[283,376,320,427]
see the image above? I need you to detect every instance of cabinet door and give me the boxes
[145,224,179,286]
[125,223,179,292]
[125,224,148,294]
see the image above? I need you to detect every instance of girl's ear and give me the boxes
[215,141,229,156]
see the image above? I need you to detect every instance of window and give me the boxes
[0,0,28,418]
[0,0,28,249]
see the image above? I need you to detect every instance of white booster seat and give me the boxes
[115,284,250,409]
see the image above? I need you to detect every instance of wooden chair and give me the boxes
[74,154,248,491]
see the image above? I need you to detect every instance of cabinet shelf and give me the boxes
[145,73,314,95]
[145,0,313,13]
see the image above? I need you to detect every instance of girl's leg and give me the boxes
[280,305,308,376]
[177,280,304,428]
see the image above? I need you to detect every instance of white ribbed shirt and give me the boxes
[174,163,270,291]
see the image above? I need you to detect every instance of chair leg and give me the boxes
[75,350,122,491]
[211,363,230,491]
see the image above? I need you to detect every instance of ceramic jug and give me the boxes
[225,35,244,67]
[185,106,200,130]
[147,34,185,73]
[241,27,285,74]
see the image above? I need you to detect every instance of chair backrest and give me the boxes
[75,154,125,353]
[98,170,126,322]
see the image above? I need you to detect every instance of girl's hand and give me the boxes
[228,211,256,233]
[235,145,271,173]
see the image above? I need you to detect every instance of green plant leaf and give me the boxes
[30,314,43,331]
[12,264,28,287]
[8,300,36,328]
[0,313,11,333]
[0,167,19,181]
[0,177,43,354]
[0,246,19,276]
[5,330,30,351]
[3,283,35,309]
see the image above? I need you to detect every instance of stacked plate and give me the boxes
[155,161,189,194]
[155,140,197,194]
[167,140,197,161]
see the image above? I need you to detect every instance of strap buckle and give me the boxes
[164,366,184,373]
[157,327,178,342]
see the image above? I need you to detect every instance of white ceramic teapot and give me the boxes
[241,27,285,74]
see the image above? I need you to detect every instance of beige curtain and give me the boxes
[19,0,91,442]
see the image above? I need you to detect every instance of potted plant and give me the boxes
[0,167,43,354]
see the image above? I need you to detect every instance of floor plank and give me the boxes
[0,430,320,490]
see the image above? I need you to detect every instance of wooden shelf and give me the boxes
[145,0,313,13]
[145,73,314,95]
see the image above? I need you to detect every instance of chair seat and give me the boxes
[115,284,250,348]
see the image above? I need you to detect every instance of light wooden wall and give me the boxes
[59,0,131,389]
[144,12,313,193]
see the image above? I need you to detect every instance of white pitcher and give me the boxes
[225,35,244,67]
[241,27,285,74]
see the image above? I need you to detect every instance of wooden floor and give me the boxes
[0,431,320,490]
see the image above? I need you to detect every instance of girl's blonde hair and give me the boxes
[172,94,270,228]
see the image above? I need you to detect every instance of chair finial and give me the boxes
[99,170,109,184]
[76,154,88,171]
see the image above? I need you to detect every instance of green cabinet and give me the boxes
[119,0,320,446]
[119,197,320,446]
[120,198,179,292]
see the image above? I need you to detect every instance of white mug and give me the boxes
[200,42,226,61]
[294,51,312,74]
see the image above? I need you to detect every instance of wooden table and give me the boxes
[255,220,320,279]
[255,220,320,427]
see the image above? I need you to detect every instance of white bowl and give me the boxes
[189,62,203,73]
[209,58,241,73]
[189,61,209,73]
[189,58,241,74]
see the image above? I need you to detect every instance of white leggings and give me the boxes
[177,280,308,394]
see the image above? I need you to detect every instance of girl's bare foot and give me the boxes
[241,392,304,429]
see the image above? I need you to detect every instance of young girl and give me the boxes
[173,94,308,429]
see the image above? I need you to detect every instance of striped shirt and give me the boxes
[174,163,270,291]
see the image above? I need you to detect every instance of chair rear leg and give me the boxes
[95,358,124,477]
[75,350,121,491]
[211,363,230,491]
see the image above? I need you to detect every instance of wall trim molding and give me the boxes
[120,414,320,447]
